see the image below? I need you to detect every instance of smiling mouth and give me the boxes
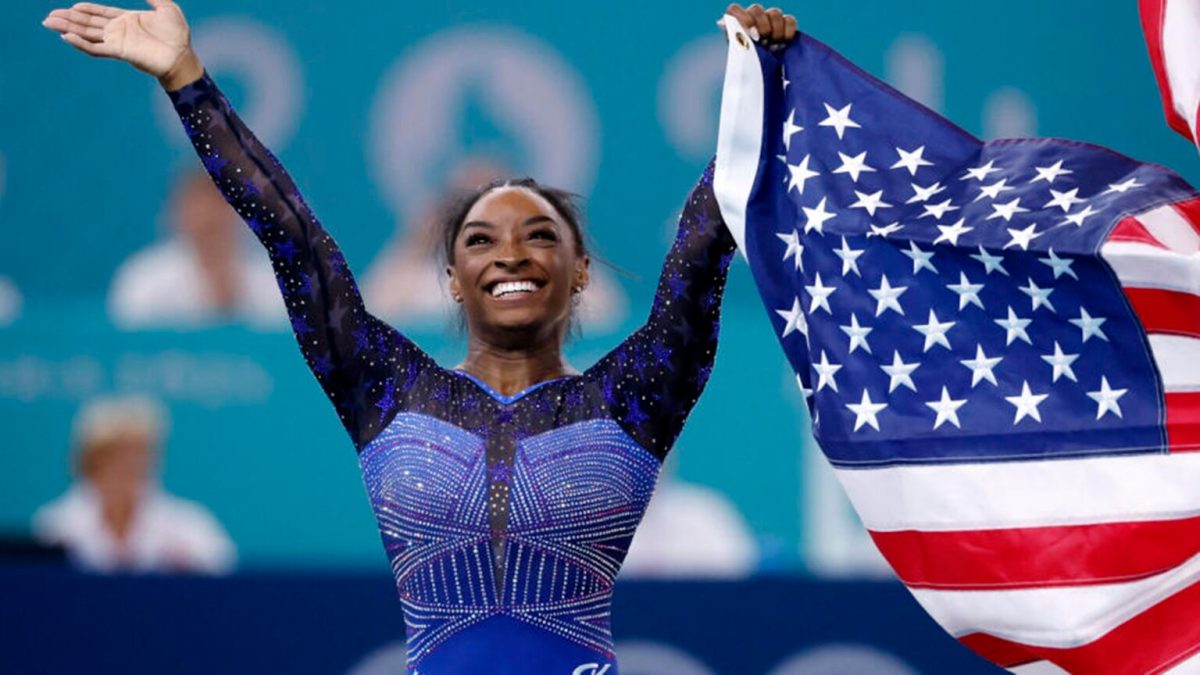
[486,279,546,300]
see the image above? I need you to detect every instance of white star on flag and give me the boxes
[1103,177,1143,194]
[1019,278,1055,312]
[961,344,1002,387]
[832,150,876,182]
[787,154,820,195]
[995,307,1033,345]
[850,189,892,216]
[1070,307,1108,342]
[1044,187,1085,212]
[971,246,1009,276]
[813,350,842,392]
[907,181,946,204]
[776,229,804,271]
[920,198,960,220]
[947,272,984,309]
[1041,341,1080,382]
[782,109,804,151]
[987,197,1030,222]
[934,218,973,246]
[1087,376,1127,419]
[974,178,1014,202]
[834,237,864,276]
[880,351,919,393]
[913,309,955,351]
[892,146,934,175]
[902,241,938,275]
[846,389,887,431]
[802,197,836,234]
[1039,249,1077,279]
[1004,223,1042,250]
[805,273,837,314]
[1031,159,1072,184]
[1006,381,1049,424]
[839,313,873,354]
[869,275,907,316]
[818,102,861,139]
[961,159,1000,181]
[1063,204,1099,227]
[775,297,806,338]
[925,386,967,429]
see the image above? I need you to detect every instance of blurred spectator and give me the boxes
[108,171,285,329]
[32,395,235,574]
[0,276,20,326]
[363,156,627,332]
[621,459,758,579]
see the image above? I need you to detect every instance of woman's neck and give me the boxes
[459,336,572,396]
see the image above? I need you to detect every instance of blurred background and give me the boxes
[1,1,1195,673]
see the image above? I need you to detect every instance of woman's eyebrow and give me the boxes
[461,220,495,230]
[522,215,555,227]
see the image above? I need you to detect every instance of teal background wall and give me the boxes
[2,0,1197,570]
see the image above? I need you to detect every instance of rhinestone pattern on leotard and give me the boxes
[170,73,735,670]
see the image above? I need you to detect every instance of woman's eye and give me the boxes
[465,233,491,246]
[530,230,558,242]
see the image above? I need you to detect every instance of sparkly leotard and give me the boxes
[170,74,735,674]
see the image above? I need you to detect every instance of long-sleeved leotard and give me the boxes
[170,74,735,675]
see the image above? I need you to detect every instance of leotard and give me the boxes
[169,73,736,674]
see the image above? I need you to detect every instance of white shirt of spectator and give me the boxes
[33,483,236,575]
[620,481,758,579]
[108,239,285,329]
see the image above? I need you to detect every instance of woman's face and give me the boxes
[448,186,589,345]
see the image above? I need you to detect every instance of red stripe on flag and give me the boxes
[1139,0,1195,141]
[1175,198,1200,232]
[1124,287,1200,338]
[871,516,1200,589]
[1109,215,1167,247]
[958,576,1200,674]
[1167,391,1200,452]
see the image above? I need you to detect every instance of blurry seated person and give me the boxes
[33,395,235,574]
[108,170,284,329]
[363,156,628,332]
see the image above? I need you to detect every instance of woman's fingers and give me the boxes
[783,15,798,41]
[765,8,785,41]
[43,16,105,42]
[724,3,758,38]
[60,30,117,57]
[73,2,123,19]
[747,4,773,41]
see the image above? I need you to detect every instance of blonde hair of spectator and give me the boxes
[72,395,168,474]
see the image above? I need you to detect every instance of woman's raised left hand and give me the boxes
[721,3,798,45]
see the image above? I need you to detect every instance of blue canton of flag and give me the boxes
[714,19,1200,674]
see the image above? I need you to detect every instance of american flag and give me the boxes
[1141,0,1200,151]
[713,20,1200,675]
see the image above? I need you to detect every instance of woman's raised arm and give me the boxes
[43,1,434,450]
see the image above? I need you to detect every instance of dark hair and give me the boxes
[440,177,590,266]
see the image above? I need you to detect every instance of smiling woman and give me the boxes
[41,1,796,672]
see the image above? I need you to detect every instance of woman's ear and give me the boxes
[447,266,463,302]
[574,256,591,292]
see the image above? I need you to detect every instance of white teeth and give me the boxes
[491,280,539,298]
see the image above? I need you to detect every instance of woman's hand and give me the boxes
[722,3,798,46]
[41,0,203,90]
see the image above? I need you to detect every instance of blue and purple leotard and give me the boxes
[169,73,735,674]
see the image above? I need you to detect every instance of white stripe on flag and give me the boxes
[1151,334,1200,393]
[1139,204,1200,253]
[1008,661,1068,675]
[1165,650,1200,674]
[911,551,1200,648]
[835,453,1200,532]
[713,15,764,256]
[1102,240,1200,295]
[1162,0,1200,143]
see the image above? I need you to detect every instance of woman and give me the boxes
[43,2,797,672]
